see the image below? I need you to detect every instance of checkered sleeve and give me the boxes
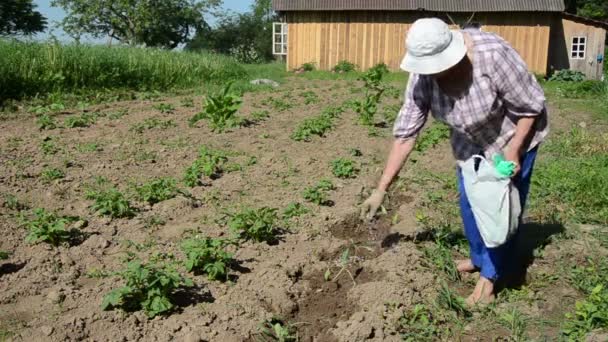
[393,74,430,140]
[492,45,546,117]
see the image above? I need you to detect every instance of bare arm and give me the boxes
[377,138,416,192]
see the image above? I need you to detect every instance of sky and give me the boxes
[33,0,254,43]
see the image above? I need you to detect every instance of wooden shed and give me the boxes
[271,0,607,79]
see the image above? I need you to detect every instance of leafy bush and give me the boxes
[23,208,77,246]
[301,62,315,72]
[183,146,228,187]
[37,114,57,130]
[64,113,96,128]
[40,167,64,183]
[333,60,357,73]
[228,207,280,243]
[331,158,358,179]
[189,82,243,132]
[549,69,586,82]
[102,259,193,318]
[282,202,309,219]
[181,237,235,281]
[291,106,344,142]
[303,179,335,206]
[135,178,178,205]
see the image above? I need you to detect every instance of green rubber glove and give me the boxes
[493,154,516,178]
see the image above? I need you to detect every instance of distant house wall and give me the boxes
[549,16,606,80]
[285,11,552,74]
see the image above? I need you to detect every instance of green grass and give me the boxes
[0,40,248,103]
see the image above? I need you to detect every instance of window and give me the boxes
[571,36,586,59]
[273,22,288,56]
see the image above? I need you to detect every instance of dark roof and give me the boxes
[272,0,566,12]
[562,12,608,30]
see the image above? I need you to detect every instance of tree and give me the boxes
[186,0,277,63]
[0,0,47,35]
[52,0,221,49]
[565,0,608,21]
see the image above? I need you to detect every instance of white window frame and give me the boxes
[570,36,587,60]
[273,22,287,56]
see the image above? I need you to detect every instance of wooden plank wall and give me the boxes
[560,18,606,80]
[286,11,552,74]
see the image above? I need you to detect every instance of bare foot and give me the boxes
[456,259,478,273]
[466,276,495,306]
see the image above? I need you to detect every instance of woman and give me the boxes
[360,18,548,305]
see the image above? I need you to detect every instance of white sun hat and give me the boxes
[400,18,467,75]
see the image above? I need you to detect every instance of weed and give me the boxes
[282,202,309,219]
[153,103,175,113]
[333,60,357,73]
[2,194,27,211]
[562,285,608,340]
[40,136,60,155]
[549,70,586,82]
[135,177,178,205]
[300,90,319,105]
[567,257,608,294]
[303,179,335,206]
[189,82,243,132]
[40,167,64,183]
[130,118,176,133]
[349,148,363,157]
[183,146,228,187]
[435,283,470,317]
[64,112,96,128]
[23,208,77,246]
[228,207,280,243]
[250,110,270,122]
[291,105,344,141]
[142,215,166,229]
[351,63,389,126]
[300,62,316,72]
[331,158,359,179]
[259,317,298,342]
[498,308,528,341]
[415,122,451,153]
[76,142,103,153]
[262,96,292,112]
[37,114,57,130]
[398,304,439,341]
[421,243,460,281]
[134,150,157,162]
[181,97,194,107]
[181,236,235,281]
[102,259,193,318]
[86,181,135,219]
[107,109,129,120]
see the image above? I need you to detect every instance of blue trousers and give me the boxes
[456,147,538,280]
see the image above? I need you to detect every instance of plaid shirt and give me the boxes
[393,29,549,161]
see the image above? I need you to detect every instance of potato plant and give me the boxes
[228,207,280,243]
[86,185,135,219]
[282,202,309,219]
[331,158,358,179]
[64,113,96,128]
[291,106,344,142]
[353,63,388,126]
[183,146,228,187]
[102,259,193,318]
[40,137,60,155]
[153,103,175,114]
[189,82,243,132]
[40,167,65,183]
[23,208,78,246]
[181,237,235,281]
[130,118,176,133]
[37,114,57,130]
[303,179,335,206]
[135,177,178,205]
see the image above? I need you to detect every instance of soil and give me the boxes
[0,77,604,341]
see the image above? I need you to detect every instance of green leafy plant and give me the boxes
[86,185,135,219]
[153,103,175,113]
[64,113,96,128]
[421,242,460,281]
[228,207,280,243]
[300,62,315,72]
[259,317,298,342]
[291,106,344,141]
[189,82,243,132]
[333,60,357,73]
[181,97,195,107]
[130,118,176,133]
[549,69,585,82]
[181,236,235,281]
[435,283,470,317]
[282,202,309,219]
[262,96,292,112]
[101,259,193,318]
[37,114,57,130]
[0,251,10,260]
[3,194,27,211]
[40,167,65,183]
[398,304,439,341]
[107,109,129,120]
[251,110,270,122]
[331,158,358,179]
[303,179,335,206]
[415,122,451,153]
[23,208,77,246]
[353,63,389,126]
[135,177,178,205]
[562,285,608,340]
[183,146,228,187]
[40,137,60,155]
[499,308,528,341]
[300,90,319,105]
[76,142,103,153]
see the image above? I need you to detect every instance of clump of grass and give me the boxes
[435,283,470,317]
[135,177,178,205]
[303,179,335,206]
[40,167,65,183]
[331,158,359,179]
[291,106,344,141]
